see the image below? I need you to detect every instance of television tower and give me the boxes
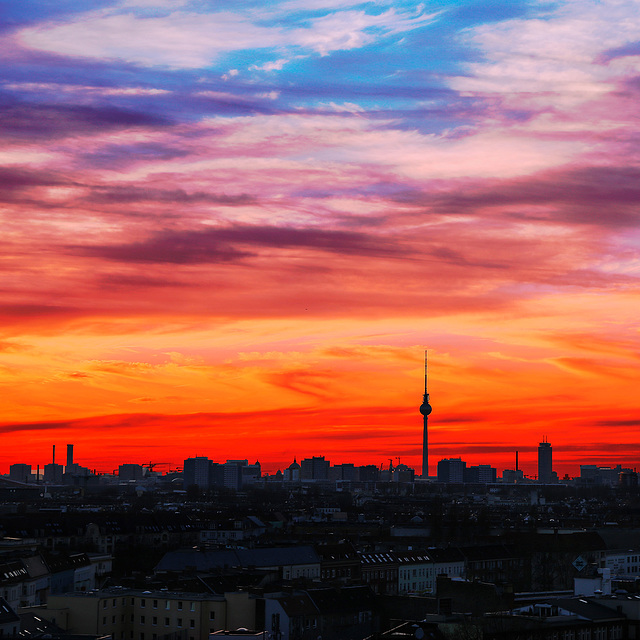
[419,350,432,478]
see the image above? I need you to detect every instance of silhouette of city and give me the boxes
[1,359,639,640]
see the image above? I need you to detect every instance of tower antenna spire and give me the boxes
[424,350,428,396]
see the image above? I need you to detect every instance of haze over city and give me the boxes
[1,0,639,477]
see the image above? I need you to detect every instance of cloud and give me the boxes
[4,82,171,96]
[16,5,435,68]
[0,167,64,192]
[0,101,171,140]
[598,40,640,63]
[85,185,257,206]
[249,59,290,72]
[393,165,640,228]
[67,224,403,264]
[448,0,640,112]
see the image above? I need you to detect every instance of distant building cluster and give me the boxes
[4,437,639,491]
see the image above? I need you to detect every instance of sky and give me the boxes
[1,0,639,478]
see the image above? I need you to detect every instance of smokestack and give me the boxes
[516,451,519,471]
[52,444,55,465]
[67,444,74,468]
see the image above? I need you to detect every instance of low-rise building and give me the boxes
[42,588,255,640]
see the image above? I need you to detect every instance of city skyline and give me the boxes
[3,435,637,482]
[1,0,639,477]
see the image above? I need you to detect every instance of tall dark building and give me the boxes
[301,456,330,481]
[538,438,552,483]
[183,456,212,489]
[419,351,432,478]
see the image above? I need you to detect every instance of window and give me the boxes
[209,612,215,620]
[103,617,107,625]
[177,602,183,611]
[190,603,195,612]
[165,618,170,627]
[152,617,157,626]
[153,600,158,609]
[165,601,170,610]
[140,633,144,640]
[190,620,195,629]
[103,602,108,609]
[113,599,117,607]
[141,616,145,624]
[141,599,146,608]
[177,619,182,627]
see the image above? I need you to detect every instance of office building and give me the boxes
[9,464,32,483]
[538,438,553,483]
[437,458,466,483]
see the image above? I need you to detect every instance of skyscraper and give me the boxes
[183,456,211,489]
[419,351,432,478]
[538,438,552,483]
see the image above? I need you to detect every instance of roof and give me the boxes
[0,597,20,625]
[314,541,359,562]
[23,555,49,578]
[156,546,320,572]
[359,552,397,566]
[460,544,518,562]
[0,561,29,585]
[428,548,466,563]
[272,592,317,617]
[307,586,375,613]
[555,597,627,622]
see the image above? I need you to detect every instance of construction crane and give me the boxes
[142,462,169,473]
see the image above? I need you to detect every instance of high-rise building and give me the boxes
[9,463,32,483]
[118,464,144,482]
[300,456,330,481]
[223,460,248,490]
[465,464,497,483]
[183,456,212,489]
[437,457,466,483]
[538,438,552,483]
[66,444,74,468]
[419,351,432,478]
[44,463,64,484]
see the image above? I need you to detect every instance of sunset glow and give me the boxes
[2,0,640,478]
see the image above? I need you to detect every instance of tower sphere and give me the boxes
[420,402,432,416]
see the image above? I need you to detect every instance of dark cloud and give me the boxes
[0,303,78,319]
[86,185,257,206]
[598,41,640,63]
[98,273,185,289]
[591,420,640,428]
[67,225,403,264]
[394,166,640,227]
[0,167,66,194]
[0,420,72,434]
[81,142,189,167]
[0,101,171,140]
